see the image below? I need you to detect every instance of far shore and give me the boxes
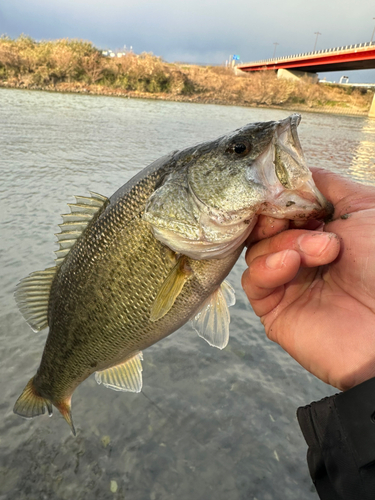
[1,36,373,118]
[0,80,369,118]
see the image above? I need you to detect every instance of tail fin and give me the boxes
[55,398,76,436]
[13,377,53,418]
[13,378,76,436]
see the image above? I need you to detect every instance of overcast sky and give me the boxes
[1,0,375,83]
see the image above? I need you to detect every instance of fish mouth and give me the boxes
[270,177,334,220]
[270,187,334,220]
[254,114,333,221]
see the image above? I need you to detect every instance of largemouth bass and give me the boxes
[14,114,332,434]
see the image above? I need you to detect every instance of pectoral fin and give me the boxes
[95,352,143,393]
[150,256,192,322]
[190,280,236,350]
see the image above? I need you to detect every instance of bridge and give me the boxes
[237,42,375,73]
[237,42,375,117]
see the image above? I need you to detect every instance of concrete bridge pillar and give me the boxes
[369,92,375,118]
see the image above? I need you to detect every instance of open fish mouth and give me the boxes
[274,178,334,220]
[145,113,333,260]
[254,113,333,220]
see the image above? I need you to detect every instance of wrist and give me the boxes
[338,367,375,392]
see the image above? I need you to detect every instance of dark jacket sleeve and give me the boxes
[297,377,375,500]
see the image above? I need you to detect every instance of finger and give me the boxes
[247,215,289,244]
[289,219,324,231]
[242,249,301,302]
[245,229,340,268]
[311,168,375,210]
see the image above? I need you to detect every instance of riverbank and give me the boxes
[1,36,373,116]
[1,79,370,117]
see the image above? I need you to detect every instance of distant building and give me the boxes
[101,50,116,57]
[101,49,128,58]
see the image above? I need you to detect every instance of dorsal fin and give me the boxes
[15,191,109,331]
[55,191,109,265]
[15,267,56,332]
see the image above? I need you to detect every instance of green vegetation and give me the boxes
[0,35,373,114]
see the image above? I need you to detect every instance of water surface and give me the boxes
[1,88,375,500]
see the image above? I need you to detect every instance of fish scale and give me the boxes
[38,163,237,408]
[13,114,333,434]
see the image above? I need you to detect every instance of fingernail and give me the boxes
[266,250,290,270]
[297,233,331,256]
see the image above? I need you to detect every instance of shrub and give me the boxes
[0,36,372,111]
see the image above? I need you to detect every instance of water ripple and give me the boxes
[1,88,373,500]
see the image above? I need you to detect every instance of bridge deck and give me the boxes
[238,42,375,73]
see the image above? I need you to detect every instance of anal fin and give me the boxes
[190,280,236,350]
[95,352,143,393]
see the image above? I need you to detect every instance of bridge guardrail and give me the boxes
[241,41,375,67]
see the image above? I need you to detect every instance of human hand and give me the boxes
[242,169,375,391]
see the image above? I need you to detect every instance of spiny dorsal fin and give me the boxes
[95,352,143,393]
[150,256,192,322]
[15,191,109,332]
[15,267,56,332]
[55,191,109,266]
[190,280,236,350]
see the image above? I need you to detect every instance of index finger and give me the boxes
[245,229,340,268]
[247,215,289,244]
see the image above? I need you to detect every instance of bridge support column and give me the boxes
[369,92,375,118]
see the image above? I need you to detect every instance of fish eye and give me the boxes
[226,140,251,157]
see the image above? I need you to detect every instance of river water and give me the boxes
[1,88,375,500]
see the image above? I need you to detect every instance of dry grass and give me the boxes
[0,36,100,84]
[178,66,373,111]
[0,35,194,93]
[0,35,373,113]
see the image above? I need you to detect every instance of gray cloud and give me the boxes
[2,0,375,82]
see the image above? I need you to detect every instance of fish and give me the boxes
[13,113,332,435]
